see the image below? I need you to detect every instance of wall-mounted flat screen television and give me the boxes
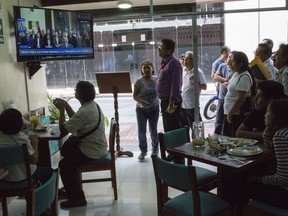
[13,6,94,62]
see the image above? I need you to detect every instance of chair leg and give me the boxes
[77,170,83,190]
[50,198,58,216]
[2,197,8,216]
[26,193,35,216]
[111,167,118,200]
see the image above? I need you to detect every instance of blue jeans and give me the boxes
[214,98,224,135]
[136,105,159,152]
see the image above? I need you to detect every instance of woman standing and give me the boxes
[133,61,159,161]
[248,99,288,208]
[223,51,253,137]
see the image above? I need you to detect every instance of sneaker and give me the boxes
[138,151,147,161]
[151,150,159,157]
[60,198,87,208]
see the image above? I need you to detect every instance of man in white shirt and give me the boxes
[254,43,278,79]
[181,51,207,138]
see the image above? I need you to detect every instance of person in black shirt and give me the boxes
[236,80,285,141]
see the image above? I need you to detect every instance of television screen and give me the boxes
[13,6,94,62]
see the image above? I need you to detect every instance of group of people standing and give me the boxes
[210,39,288,209]
[133,38,288,209]
[19,27,92,49]
[133,38,208,161]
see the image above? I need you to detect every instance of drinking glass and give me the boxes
[192,121,205,148]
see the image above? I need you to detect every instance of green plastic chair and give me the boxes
[158,127,217,192]
[0,144,34,216]
[152,156,232,216]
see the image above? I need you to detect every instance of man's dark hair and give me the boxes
[161,39,175,53]
[262,38,274,49]
[220,46,230,54]
[279,43,288,56]
[179,54,185,59]
[0,108,23,135]
[75,81,95,102]
[257,80,285,99]
[258,43,272,56]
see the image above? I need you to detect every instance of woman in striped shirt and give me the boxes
[248,98,288,209]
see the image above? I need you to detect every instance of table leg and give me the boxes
[37,139,51,167]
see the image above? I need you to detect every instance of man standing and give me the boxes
[211,46,231,94]
[254,43,278,79]
[272,43,288,96]
[211,46,231,79]
[181,51,207,138]
[156,39,182,132]
[213,52,234,135]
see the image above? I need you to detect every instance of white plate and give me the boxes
[227,146,263,156]
[219,136,256,146]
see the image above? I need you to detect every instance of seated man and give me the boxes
[236,80,285,144]
[53,81,108,208]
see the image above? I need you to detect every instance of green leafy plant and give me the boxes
[47,94,109,126]
[47,94,71,121]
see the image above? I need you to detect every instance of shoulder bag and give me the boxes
[60,104,101,157]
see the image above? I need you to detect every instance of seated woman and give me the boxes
[53,81,108,208]
[247,98,288,209]
[236,80,285,145]
[0,108,52,184]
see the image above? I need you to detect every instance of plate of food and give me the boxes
[219,136,256,146]
[35,125,47,132]
[227,146,263,156]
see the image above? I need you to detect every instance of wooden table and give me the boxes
[167,142,274,203]
[0,168,9,179]
[33,124,68,167]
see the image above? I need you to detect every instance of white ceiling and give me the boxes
[44,0,240,11]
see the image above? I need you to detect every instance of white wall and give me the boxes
[0,0,48,114]
[225,0,288,61]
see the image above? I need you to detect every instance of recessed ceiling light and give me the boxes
[117,1,132,9]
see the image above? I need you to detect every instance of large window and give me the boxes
[45,1,288,89]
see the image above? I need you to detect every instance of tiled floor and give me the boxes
[3,150,216,216]
[2,119,216,216]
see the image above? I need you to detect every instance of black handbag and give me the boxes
[60,104,101,157]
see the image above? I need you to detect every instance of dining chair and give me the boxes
[244,199,288,216]
[76,118,118,200]
[152,156,232,216]
[158,127,217,192]
[0,144,34,216]
[26,169,59,216]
